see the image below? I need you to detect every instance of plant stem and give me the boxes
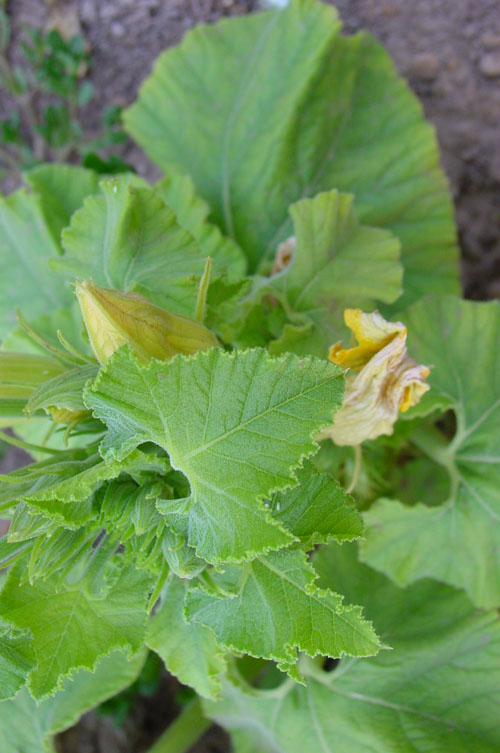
[346,444,362,494]
[147,698,211,753]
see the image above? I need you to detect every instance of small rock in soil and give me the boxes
[479,53,500,77]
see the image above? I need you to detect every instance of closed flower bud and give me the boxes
[75,281,220,365]
[319,309,430,446]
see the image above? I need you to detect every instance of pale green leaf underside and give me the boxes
[362,297,500,607]
[85,346,344,563]
[0,650,145,753]
[147,577,226,699]
[186,548,380,670]
[124,0,458,305]
[267,190,402,356]
[205,543,500,753]
[0,562,151,698]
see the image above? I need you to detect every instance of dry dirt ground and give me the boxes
[1,0,500,751]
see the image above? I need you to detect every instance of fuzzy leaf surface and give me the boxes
[85,346,344,563]
[0,561,151,698]
[186,548,380,671]
[205,543,500,753]
[124,0,458,304]
[362,297,500,607]
[147,577,226,699]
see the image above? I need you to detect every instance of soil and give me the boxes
[1,0,499,751]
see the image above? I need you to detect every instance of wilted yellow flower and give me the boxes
[319,309,430,446]
[75,281,219,365]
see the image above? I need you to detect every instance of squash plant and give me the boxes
[1,1,500,751]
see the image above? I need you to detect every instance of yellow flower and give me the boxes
[320,309,430,446]
[75,281,220,365]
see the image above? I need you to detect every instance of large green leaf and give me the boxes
[0,650,145,753]
[124,0,458,304]
[205,543,500,753]
[0,189,73,340]
[147,576,226,699]
[85,346,344,563]
[361,297,500,607]
[186,548,380,675]
[57,174,245,316]
[261,190,402,356]
[0,561,151,698]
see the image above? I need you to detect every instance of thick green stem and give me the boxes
[147,698,211,753]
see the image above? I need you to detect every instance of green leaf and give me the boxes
[271,463,363,548]
[24,164,99,248]
[0,189,73,340]
[361,297,500,607]
[147,576,226,699]
[264,190,402,355]
[124,0,458,304]
[205,543,500,753]
[85,346,344,563]
[0,626,35,700]
[186,548,380,674]
[0,650,145,753]
[0,561,151,699]
[58,175,243,315]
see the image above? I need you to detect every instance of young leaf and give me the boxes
[147,577,226,699]
[0,561,151,699]
[85,346,344,563]
[0,449,149,512]
[361,297,500,607]
[205,543,500,753]
[124,0,458,304]
[186,548,380,673]
[0,650,146,753]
